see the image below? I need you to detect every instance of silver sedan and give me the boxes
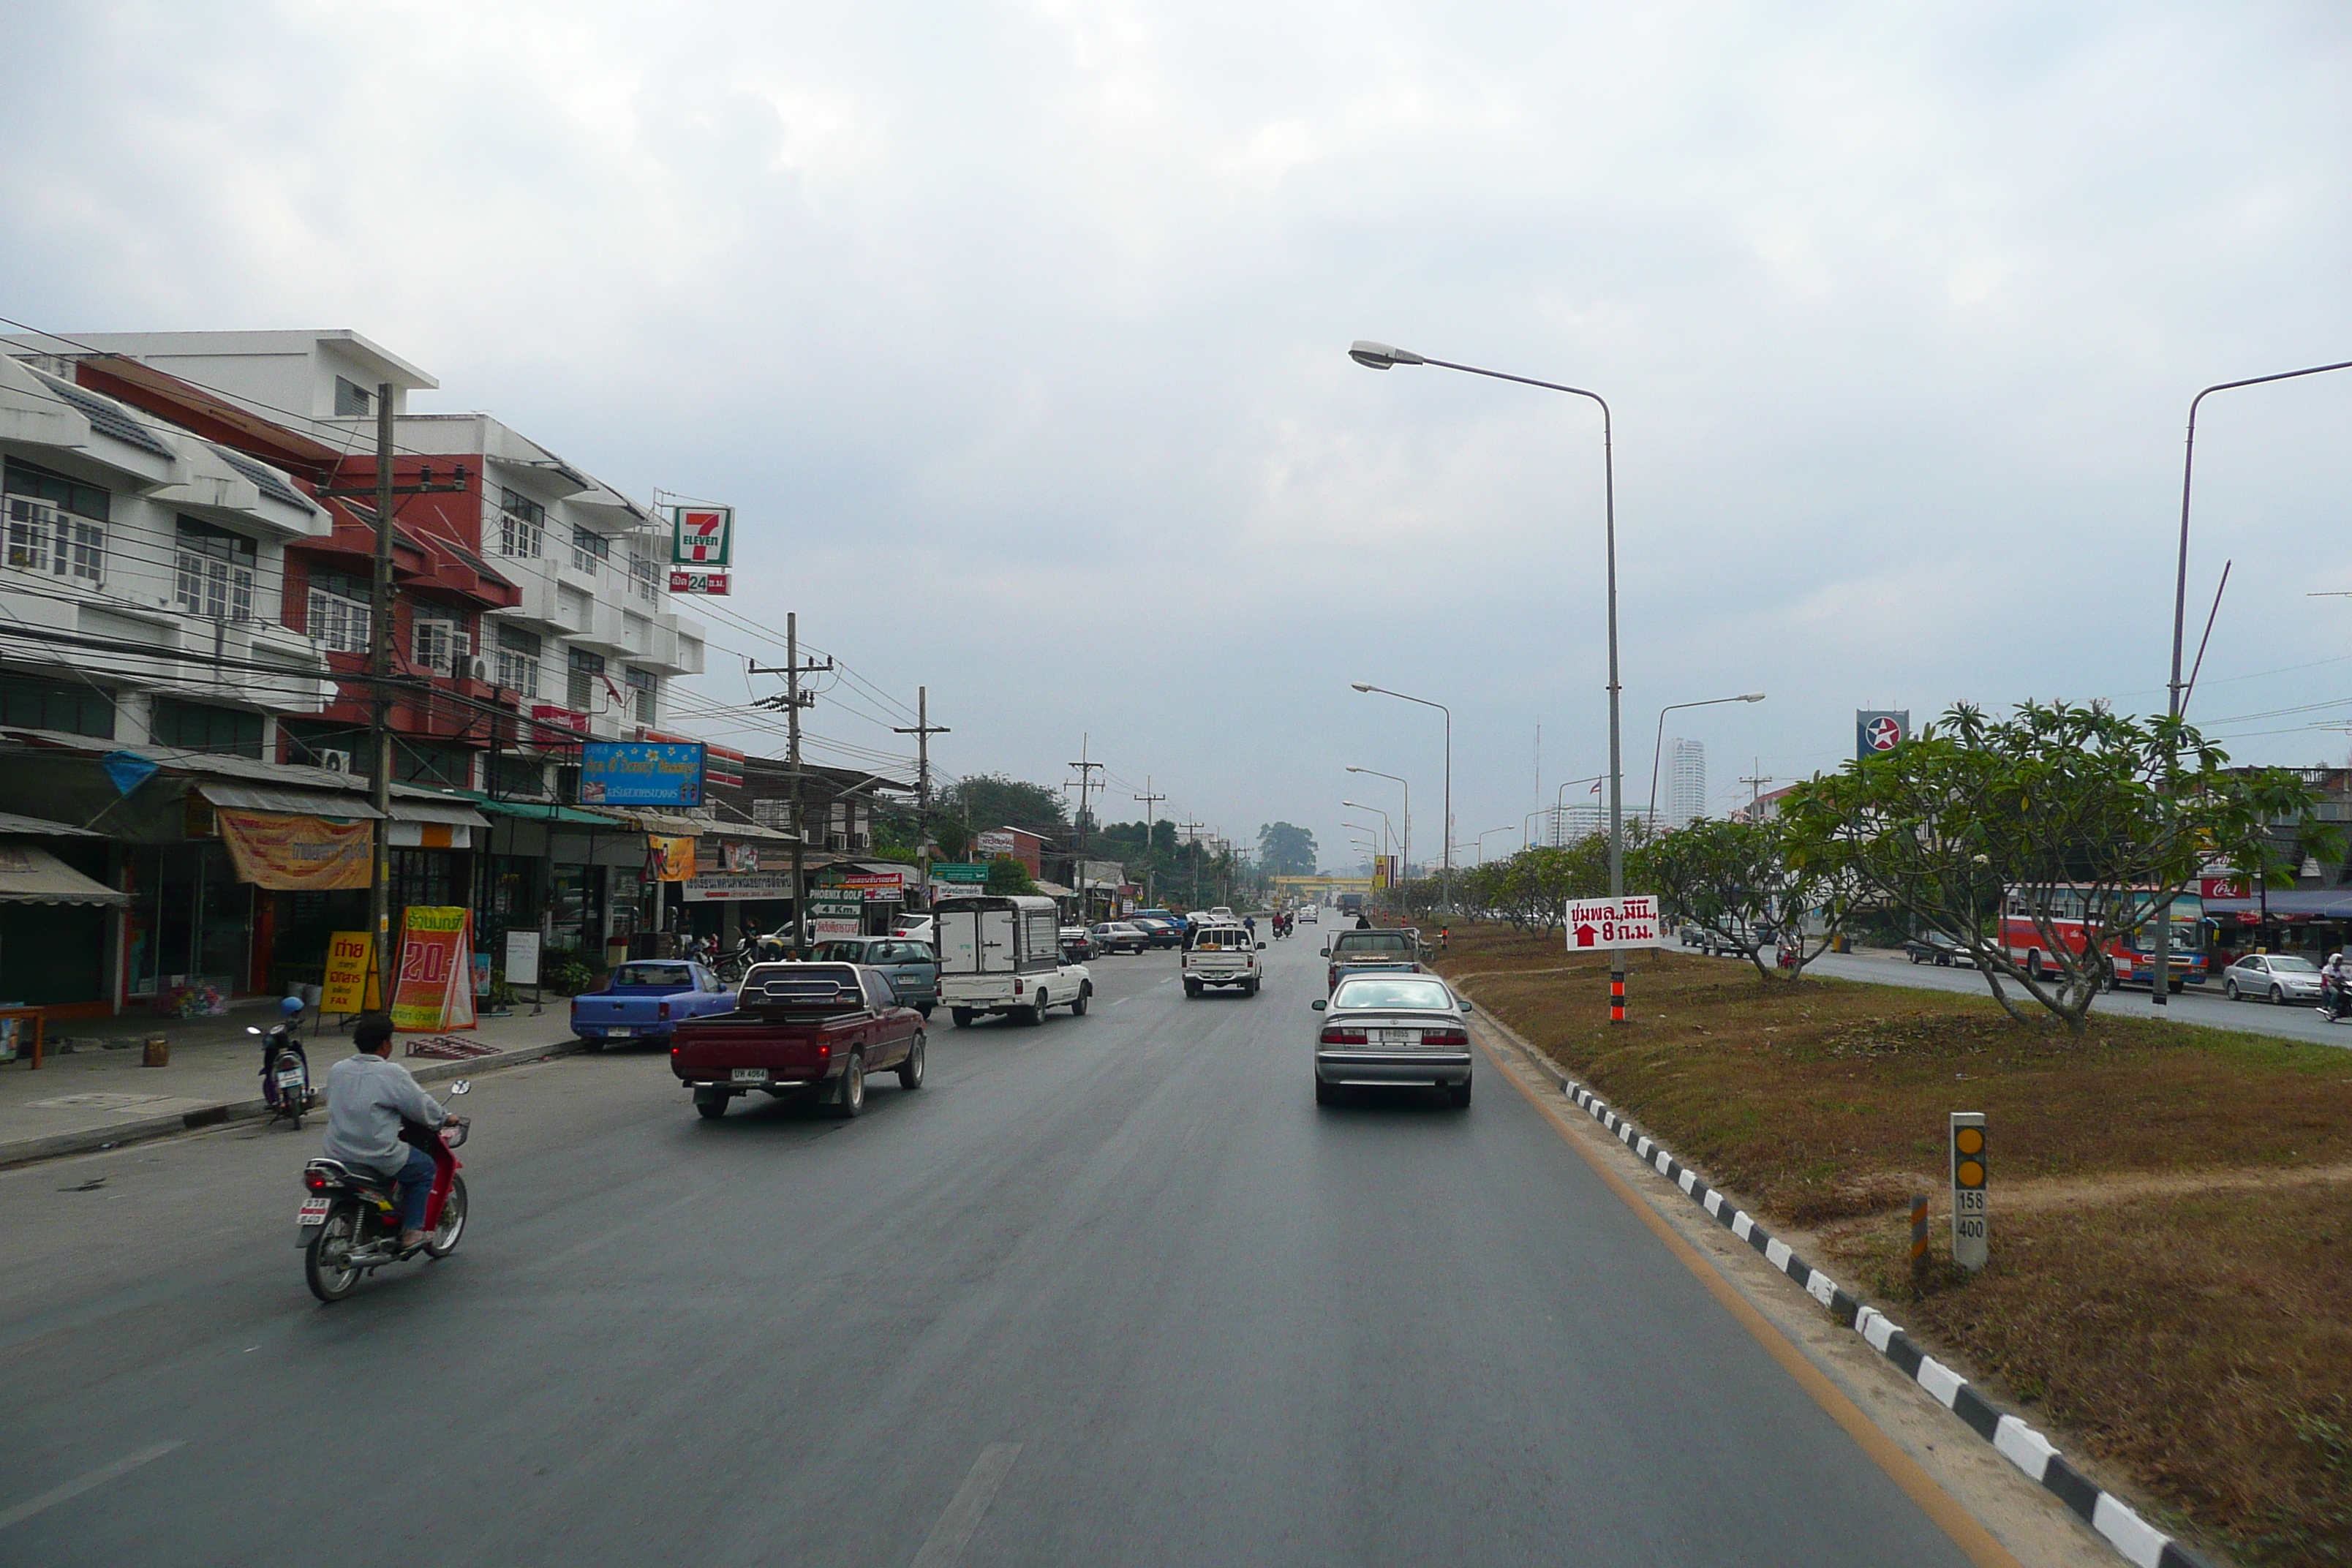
[2222,953,2326,1003]
[1311,973,1474,1108]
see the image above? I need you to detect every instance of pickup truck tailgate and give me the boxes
[671,1013,846,1083]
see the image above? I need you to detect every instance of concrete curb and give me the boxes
[0,1039,589,1170]
[1474,1014,2209,1568]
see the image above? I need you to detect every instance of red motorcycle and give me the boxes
[295,1080,472,1303]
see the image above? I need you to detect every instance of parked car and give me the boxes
[808,935,940,1017]
[1183,921,1266,996]
[1090,921,1151,955]
[1134,908,1188,935]
[2222,952,2326,1004]
[935,894,1094,1027]
[1128,917,1183,949]
[1310,973,1474,1107]
[1321,927,1425,993]
[570,960,737,1047]
[1060,925,1096,961]
[1902,932,1977,968]
[669,962,924,1119]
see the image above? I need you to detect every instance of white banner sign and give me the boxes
[504,930,541,987]
[1564,895,1662,951]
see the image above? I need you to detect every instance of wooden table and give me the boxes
[0,1007,44,1069]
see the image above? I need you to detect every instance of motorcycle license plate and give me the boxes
[1372,1029,1422,1047]
[731,1068,769,1084]
[298,1196,331,1226]
[276,1069,305,1086]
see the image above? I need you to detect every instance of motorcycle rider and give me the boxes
[2325,951,2348,1019]
[322,1012,464,1253]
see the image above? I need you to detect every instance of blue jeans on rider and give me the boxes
[392,1143,437,1233]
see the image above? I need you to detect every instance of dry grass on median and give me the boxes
[1427,921,2352,1565]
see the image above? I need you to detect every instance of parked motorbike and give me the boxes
[249,995,312,1130]
[296,1081,472,1303]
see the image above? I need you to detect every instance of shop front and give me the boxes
[0,821,128,1022]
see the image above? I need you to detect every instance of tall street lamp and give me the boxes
[2150,355,2352,1007]
[1649,693,1765,826]
[1352,682,1450,913]
[1353,339,1625,1019]
[1551,773,1607,845]
[1346,766,1409,898]
[1343,800,1398,894]
[1475,827,1513,864]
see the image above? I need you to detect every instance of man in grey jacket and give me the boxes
[323,1013,463,1251]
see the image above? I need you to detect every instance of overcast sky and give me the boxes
[4,1,2348,872]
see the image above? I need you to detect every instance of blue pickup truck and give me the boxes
[572,960,738,1047]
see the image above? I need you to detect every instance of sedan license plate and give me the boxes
[731,1068,769,1085]
[298,1196,331,1226]
[1372,1028,1422,1047]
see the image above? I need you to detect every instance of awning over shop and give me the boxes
[198,781,382,820]
[454,794,621,827]
[385,798,489,828]
[0,843,128,905]
[616,809,799,844]
[0,811,103,837]
[1033,880,1075,898]
[2204,892,2352,921]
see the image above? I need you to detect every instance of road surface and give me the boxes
[1,932,1996,1566]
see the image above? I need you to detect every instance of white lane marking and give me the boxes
[1112,996,1132,1006]
[534,1186,713,1273]
[0,1441,183,1531]
[908,1442,1021,1567]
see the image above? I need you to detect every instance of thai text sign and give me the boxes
[322,931,377,1012]
[581,741,706,807]
[216,809,372,891]
[932,863,990,883]
[809,896,864,941]
[1565,895,1663,951]
[668,568,730,596]
[504,930,541,987]
[829,870,907,901]
[976,829,1017,857]
[391,908,476,1032]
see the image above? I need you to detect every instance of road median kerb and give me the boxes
[1464,998,2208,1568]
[0,1039,591,1171]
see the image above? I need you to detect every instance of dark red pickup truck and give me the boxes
[669,962,926,1120]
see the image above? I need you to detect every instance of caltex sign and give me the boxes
[1856,709,1909,760]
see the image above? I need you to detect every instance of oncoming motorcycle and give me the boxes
[295,1080,472,1303]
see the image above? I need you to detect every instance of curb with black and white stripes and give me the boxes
[1497,1036,2209,1568]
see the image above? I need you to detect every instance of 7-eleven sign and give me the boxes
[669,505,734,568]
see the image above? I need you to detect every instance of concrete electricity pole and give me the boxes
[1177,818,1206,908]
[1066,735,1105,920]
[1133,776,1166,908]
[750,613,831,957]
[893,685,949,905]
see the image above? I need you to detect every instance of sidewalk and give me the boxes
[0,998,587,1167]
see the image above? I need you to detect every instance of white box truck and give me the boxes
[934,894,1094,1027]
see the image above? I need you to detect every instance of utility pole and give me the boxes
[1741,760,1776,816]
[314,382,465,1011]
[892,685,949,908]
[1065,735,1105,921]
[1178,818,1205,909]
[1134,776,1165,910]
[750,612,831,957]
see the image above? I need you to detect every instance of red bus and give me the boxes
[1999,887,2206,992]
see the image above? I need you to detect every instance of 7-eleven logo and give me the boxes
[671,505,733,566]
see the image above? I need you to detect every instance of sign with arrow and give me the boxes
[1565,895,1662,951]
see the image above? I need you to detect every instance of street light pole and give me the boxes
[1648,693,1766,826]
[1352,340,1624,1019]
[2152,356,2352,1007]
[1551,774,1606,846]
[1351,684,1449,913]
[1475,827,1512,864]
[1346,766,1409,903]
[1343,800,1397,896]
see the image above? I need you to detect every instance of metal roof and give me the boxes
[213,447,310,510]
[31,370,176,459]
[0,843,127,905]
[0,810,103,837]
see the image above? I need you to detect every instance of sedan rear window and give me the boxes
[1333,978,1454,1011]
[809,941,874,963]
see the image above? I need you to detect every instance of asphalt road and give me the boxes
[1806,946,2352,1047]
[1,932,1980,1567]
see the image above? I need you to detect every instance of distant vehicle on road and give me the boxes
[1321,927,1424,993]
[1059,925,1096,961]
[1090,921,1152,955]
[1134,908,1188,933]
[1128,917,1184,949]
[808,936,940,1017]
[1208,906,1236,922]
[1297,905,1318,924]
[2223,952,2323,1004]
[1311,973,1474,1107]
[2001,886,2206,992]
[935,894,1093,1027]
[570,960,736,1047]
[1901,932,1976,968]
[670,962,924,1119]
[1183,921,1265,996]
[1336,892,1366,916]
[891,915,935,943]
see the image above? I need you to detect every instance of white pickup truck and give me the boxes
[1183,921,1266,997]
[933,894,1093,1027]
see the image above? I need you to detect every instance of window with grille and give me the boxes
[412,607,470,675]
[306,568,372,653]
[5,496,105,587]
[495,624,541,697]
[630,547,659,603]
[152,698,263,758]
[568,647,605,712]
[333,378,372,418]
[625,666,656,724]
[497,488,545,558]
[569,525,609,577]
[173,517,256,621]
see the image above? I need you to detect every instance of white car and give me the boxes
[1298,905,1318,924]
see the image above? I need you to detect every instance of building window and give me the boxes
[678,635,704,671]
[151,698,264,758]
[568,647,605,713]
[495,624,541,698]
[305,568,372,654]
[625,666,656,725]
[5,457,112,522]
[497,488,545,559]
[568,525,609,578]
[282,720,368,774]
[173,517,257,622]
[4,495,105,587]
[557,584,592,630]
[393,739,472,788]
[622,611,649,651]
[0,673,114,738]
[333,378,373,418]
[412,606,470,676]
[490,754,547,799]
[630,546,659,603]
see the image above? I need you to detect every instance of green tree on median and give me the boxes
[1643,816,1850,984]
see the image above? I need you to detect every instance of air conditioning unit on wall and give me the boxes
[317,750,351,774]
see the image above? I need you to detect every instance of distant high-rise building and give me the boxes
[1667,739,1707,827]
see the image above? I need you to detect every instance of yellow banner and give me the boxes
[647,834,697,882]
[390,907,476,1031]
[216,809,372,891]
[322,931,380,1013]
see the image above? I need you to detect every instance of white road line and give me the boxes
[1112,995,1132,1006]
[0,1441,183,1532]
[908,1442,1021,1568]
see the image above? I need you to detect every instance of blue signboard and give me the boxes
[580,741,706,807]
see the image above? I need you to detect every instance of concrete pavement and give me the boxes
[0,932,2108,1567]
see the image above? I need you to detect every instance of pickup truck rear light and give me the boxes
[658,1000,671,1020]
[1011,978,1025,995]
[1327,965,1338,990]
[1319,1027,1368,1045]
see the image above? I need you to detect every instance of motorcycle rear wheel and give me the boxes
[425,1173,468,1258]
[304,1202,366,1303]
